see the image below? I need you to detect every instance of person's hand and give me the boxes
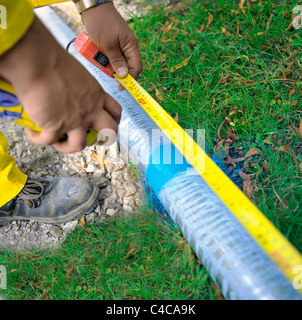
[0,17,121,153]
[81,3,143,90]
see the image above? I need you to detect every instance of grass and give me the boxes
[130,0,302,250]
[0,210,216,300]
[0,0,301,300]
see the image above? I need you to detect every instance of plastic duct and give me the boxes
[35,7,301,300]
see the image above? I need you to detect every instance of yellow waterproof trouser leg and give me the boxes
[0,131,27,207]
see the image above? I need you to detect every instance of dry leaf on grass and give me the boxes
[239,0,245,9]
[278,142,296,158]
[213,139,225,153]
[244,148,261,158]
[124,247,137,259]
[170,55,192,73]
[65,265,74,278]
[238,0,246,14]
[217,120,225,139]
[157,54,167,63]
[239,170,253,199]
[160,21,173,33]
[206,13,213,29]
[221,27,231,36]
[266,14,273,29]
[293,119,302,138]
[273,187,288,208]
[174,112,179,123]
[285,57,295,73]
[218,72,232,83]
[197,24,205,32]
[155,88,165,101]
[262,161,270,171]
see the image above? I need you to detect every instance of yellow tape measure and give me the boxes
[115,74,302,291]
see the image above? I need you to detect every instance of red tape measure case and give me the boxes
[73,32,115,78]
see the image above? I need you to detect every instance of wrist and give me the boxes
[73,0,114,14]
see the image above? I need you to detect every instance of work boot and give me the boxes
[0,177,99,225]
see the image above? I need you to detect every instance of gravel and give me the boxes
[0,0,147,251]
[51,0,144,32]
[0,119,146,251]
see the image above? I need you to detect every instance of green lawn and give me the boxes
[0,210,216,300]
[132,0,302,250]
[0,0,301,300]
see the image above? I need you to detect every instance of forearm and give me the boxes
[0,13,121,153]
[0,17,60,85]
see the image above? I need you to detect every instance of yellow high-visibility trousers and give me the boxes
[0,131,27,207]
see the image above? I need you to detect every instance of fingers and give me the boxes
[92,107,119,135]
[106,50,127,92]
[52,127,87,154]
[117,83,125,92]
[124,43,143,80]
[106,47,128,79]
[89,96,121,147]
[102,93,122,123]
[25,128,61,146]
[25,127,86,154]
[111,44,143,91]
[25,95,122,154]
[106,39,143,81]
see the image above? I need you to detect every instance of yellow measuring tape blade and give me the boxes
[115,74,302,292]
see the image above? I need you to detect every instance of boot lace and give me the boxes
[17,179,50,209]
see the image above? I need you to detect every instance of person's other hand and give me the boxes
[81,3,143,90]
[0,17,122,153]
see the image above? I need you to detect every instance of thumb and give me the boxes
[106,49,128,78]
[25,128,61,146]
